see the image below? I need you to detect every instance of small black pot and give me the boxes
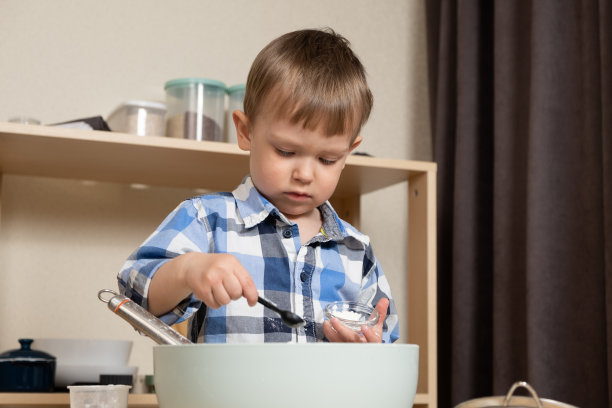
[0,339,56,392]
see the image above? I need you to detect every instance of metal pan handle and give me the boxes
[503,381,543,408]
[98,289,192,345]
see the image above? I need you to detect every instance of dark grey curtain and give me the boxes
[427,1,611,407]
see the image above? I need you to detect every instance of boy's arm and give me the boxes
[117,200,205,324]
[148,252,258,317]
[118,199,258,322]
[146,253,194,316]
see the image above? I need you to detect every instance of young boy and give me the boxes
[118,28,399,344]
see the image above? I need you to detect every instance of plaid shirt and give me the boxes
[118,176,399,343]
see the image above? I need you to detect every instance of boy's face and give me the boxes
[234,107,361,220]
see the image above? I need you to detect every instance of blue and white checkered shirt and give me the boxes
[118,176,399,343]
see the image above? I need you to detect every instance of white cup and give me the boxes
[68,385,131,408]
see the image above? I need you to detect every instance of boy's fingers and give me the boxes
[235,267,258,306]
[356,297,389,343]
[323,321,341,342]
[330,318,361,342]
[374,297,389,330]
[211,284,231,306]
[202,287,221,309]
[223,274,244,300]
[324,320,359,343]
[361,324,382,343]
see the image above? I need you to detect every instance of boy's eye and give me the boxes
[319,157,337,165]
[276,148,294,157]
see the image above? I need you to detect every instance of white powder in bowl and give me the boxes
[324,302,378,332]
[333,310,365,321]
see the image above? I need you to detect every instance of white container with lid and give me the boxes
[68,385,131,408]
[106,100,166,137]
[226,84,246,143]
[164,78,226,142]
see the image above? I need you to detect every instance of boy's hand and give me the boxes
[182,253,258,309]
[322,298,389,343]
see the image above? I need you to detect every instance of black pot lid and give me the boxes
[0,339,56,362]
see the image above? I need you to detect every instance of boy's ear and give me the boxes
[348,135,362,153]
[343,135,363,169]
[233,110,252,151]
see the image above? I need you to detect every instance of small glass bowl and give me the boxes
[324,301,379,332]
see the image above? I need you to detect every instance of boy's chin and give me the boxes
[278,205,320,219]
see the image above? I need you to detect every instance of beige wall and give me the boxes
[0,0,431,376]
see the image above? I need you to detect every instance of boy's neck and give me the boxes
[285,207,323,243]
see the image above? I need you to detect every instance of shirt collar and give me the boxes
[232,176,348,243]
[232,176,279,228]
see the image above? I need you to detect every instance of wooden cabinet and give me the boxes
[0,122,437,408]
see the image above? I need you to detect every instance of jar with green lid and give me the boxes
[164,78,226,142]
[226,84,246,144]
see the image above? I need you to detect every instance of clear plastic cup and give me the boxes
[68,384,131,408]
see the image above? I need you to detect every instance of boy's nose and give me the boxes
[292,160,314,183]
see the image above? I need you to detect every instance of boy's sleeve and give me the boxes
[117,199,208,326]
[357,244,400,343]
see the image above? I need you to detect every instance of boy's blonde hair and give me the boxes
[244,28,373,140]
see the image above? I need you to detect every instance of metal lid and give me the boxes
[0,339,56,363]
[455,382,578,408]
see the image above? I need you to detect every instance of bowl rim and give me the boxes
[324,300,380,328]
[153,343,419,349]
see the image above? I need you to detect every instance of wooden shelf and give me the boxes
[0,121,437,408]
[0,392,432,407]
[0,393,157,407]
[0,392,430,407]
[0,122,435,197]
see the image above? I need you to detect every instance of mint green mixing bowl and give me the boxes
[154,343,419,408]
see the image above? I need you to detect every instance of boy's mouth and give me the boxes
[285,191,311,201]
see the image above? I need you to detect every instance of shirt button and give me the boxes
[300,272,308,282]
[282,229,292,238]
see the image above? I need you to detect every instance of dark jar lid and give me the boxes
[0,339,56,363]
